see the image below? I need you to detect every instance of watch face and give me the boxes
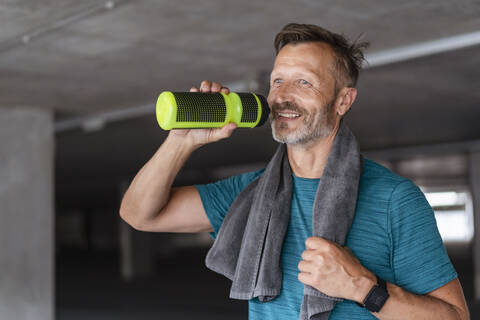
[365,286,389,312]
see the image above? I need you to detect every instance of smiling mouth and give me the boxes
[278,112,300,118]
[275,111,302,120]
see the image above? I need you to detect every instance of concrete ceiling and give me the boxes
[1,0,480,114]
[1,0,480,210]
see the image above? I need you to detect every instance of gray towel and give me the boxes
[205,119,363,320]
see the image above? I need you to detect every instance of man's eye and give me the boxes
[299,79,310,85]
[273,79,282,84]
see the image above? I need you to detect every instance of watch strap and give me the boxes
[356,275,389,313]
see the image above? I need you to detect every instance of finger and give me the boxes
[220,122,237,138]
[301,251,326,267]
[301,249,316,261]
[298,260,315,273]
[298,272,312,285]
[211,81,223,92]
[305,236,322,249]
[190,86,199,92]
[220,86,230,94]
[200,80,212,92]
[210,123,237,141]
[305,236,329,250]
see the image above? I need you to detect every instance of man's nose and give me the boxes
[270,82,294,105]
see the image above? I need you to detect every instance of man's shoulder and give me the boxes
[360,157,413,200]
[194,167,266,234]
[361,157,406,182]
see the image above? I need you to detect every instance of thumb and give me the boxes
[217,122,237,139]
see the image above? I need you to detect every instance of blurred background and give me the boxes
[1,0,480,319]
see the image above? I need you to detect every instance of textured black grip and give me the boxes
[173,92,227,123]
[237,92,260,124]
[256,94,270,127]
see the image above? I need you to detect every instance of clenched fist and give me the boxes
[297,236,377,303]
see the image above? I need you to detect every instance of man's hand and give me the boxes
[298,237,469,320]
[298,236,377,303]
[169,80,237,149]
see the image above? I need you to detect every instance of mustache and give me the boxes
[270,101,306,115]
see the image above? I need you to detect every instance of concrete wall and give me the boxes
[0,107,54,319]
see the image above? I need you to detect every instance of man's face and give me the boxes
[267,42,338,145]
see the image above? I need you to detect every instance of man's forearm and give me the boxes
[298,237,469,320]
[372,282,468,320]
[119,134,196,227]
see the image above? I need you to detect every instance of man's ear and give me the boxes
[335,87,357,116]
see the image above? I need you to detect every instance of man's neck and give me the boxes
[286,122,340,179]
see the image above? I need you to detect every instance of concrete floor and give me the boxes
[56,248,247,320]
[56,244,477,319]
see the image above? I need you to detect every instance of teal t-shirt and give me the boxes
[195,158,457,320]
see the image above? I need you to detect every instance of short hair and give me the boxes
[274,23,369,89]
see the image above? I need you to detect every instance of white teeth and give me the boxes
[278,112,300,118]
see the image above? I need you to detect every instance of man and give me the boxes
[120,23,469,319]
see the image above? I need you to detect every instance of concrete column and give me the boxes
[118,181,154,280]
[119,220,155,280]
[0,107,54,320]
[471,151,480,300]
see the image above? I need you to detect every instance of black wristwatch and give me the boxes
[355,275,389,312]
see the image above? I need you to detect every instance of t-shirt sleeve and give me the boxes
[194,168,265,239]
[389,179,458,294]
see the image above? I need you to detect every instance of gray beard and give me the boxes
[270,101,335,145]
